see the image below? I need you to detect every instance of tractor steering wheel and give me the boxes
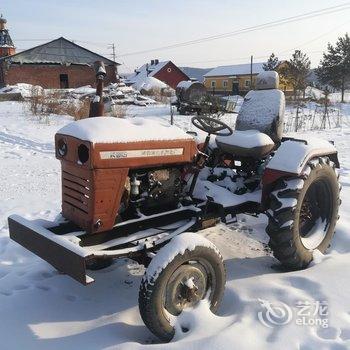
[191,116,233,136]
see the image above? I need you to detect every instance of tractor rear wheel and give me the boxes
[266,156,341,270]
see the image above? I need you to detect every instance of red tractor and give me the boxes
[8,71,341,341]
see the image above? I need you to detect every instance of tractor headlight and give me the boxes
[78,144,89,164]
[57,138,67,157]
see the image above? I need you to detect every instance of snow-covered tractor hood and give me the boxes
[55,117,198,169]
[54,117,198,234]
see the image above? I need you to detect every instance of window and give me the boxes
[60,74,69,89]
[167,67,172,73]
[245,80,251,88]
[223,80,228,88]
[211,81,216,88]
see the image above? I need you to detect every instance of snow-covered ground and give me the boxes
[0,101,350,349]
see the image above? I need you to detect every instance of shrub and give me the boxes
[27,87,90,121]
[110,103,127,118]
[142,87,174,104]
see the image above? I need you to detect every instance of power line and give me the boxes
[176,20,350,67]
[278,19,350,54]
[15,38,54,42]
[118,2,350,57]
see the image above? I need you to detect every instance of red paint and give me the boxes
[261,168,295,208]
[0,47,15,57]
[153,61,189,89]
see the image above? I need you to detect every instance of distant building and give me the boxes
[0,25,120,89]
[204,62,292,95]
[180,67,211,83]
[0,14,15,58]
[127,59,189,90]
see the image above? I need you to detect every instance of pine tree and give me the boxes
[263,53,279,71]
[316,33,350,103]
[279,50,311,100]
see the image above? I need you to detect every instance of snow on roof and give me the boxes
[126,61,172,90]
[204,63,265,77]
[57,117,193,144]
[128,61,169,81]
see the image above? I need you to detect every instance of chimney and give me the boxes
[150,59,155,65]
[154,59,159,65]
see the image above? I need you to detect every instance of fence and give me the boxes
[284,103,342,133]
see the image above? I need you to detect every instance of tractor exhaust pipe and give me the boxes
[89,61,106,117]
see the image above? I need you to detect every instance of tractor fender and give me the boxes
[261,137,339,209]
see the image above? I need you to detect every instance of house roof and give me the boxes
[180,67,211,82]
[1,37,119,66]
[204,62,265,77]
[127,60,171,85]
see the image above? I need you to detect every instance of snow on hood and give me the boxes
[57,117,193,144]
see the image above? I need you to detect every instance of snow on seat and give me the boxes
[235,71,285,144]
[216,130,275,158]
[57,116,193,144]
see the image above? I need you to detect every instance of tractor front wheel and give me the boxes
[266,156,341,270]
[138,232,225,342]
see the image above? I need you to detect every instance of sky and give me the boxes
[1,0,349,73]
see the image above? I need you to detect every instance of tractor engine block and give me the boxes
[129,167,184,214]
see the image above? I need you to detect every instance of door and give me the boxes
[232,82,239,95]
[60,74,69,89]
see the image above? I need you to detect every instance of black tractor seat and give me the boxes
[216,130,275,159]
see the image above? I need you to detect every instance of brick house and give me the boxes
[0,35,120,89]
[127,59,189,90]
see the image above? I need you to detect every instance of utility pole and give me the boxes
[250,55,253,88]
[108,43,116,62]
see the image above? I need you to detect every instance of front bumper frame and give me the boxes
[8,207,200,285]
[8,215,94,285]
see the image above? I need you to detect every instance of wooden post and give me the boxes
[295,103,300,132]
[170,105,174,125]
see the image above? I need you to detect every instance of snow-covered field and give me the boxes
[0,101,350,349]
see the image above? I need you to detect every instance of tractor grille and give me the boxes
[62,170,91,216]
